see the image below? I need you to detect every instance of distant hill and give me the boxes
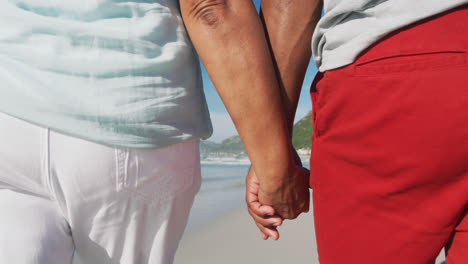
[291,111,313,150]
[200,135,246,157]
[201,111,313,157]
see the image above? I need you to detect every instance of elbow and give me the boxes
[185,0,229,27]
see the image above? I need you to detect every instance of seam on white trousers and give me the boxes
[44,128,70,224]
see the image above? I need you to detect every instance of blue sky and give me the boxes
[202,0,319,142]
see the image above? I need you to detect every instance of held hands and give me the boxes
[246,167,282,240]
[246,160,310,240]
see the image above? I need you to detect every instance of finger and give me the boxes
[249,211,271,239]
[247,200,276,217]
[253,218,271,240]
[248,208,282,227]
[255,222,279,240]
[255,222,270,240]
[246,176,276,217]
[245,168,259,203]
[245,174,260,203]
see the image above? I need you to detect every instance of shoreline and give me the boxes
[200,157,310,166]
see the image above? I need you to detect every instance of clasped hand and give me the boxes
[246,162,310,240]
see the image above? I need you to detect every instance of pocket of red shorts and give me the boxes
[310,72,324,139]
[309,72,324,189]
[354,51,468,75]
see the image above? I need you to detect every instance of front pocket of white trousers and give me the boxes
[114,140,200,206]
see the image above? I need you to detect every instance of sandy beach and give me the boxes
[175,204,319,264]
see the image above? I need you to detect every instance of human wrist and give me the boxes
[255,150,296,193]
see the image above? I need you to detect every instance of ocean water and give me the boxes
[185,164,250,233]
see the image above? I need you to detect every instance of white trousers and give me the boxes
[0,112,201,264]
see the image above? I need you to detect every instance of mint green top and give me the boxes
[0,0,212,148]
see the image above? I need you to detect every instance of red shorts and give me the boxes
[310,5,468,264]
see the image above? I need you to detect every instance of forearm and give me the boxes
[260,0,323,133]
[180,0,294,187]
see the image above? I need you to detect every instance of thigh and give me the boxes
[48,133,201,264]
[0,112,74,264]
[0,189,74,264]
[0,112,49,197]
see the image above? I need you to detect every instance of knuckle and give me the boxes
[287,209,300,220]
